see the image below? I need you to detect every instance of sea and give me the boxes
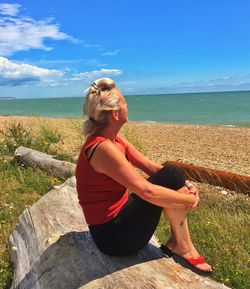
[0,90,250,127]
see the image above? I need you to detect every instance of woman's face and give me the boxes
[117,90,128,123]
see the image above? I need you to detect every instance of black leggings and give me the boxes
[89,165,186,256]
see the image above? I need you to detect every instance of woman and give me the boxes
[76,78,212,275]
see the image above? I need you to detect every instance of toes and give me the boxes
[204,264,212,272]
[196,263,212,272]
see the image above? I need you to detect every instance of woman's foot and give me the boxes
[162,239,212,274]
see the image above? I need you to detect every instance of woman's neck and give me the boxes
[98,124,122,143]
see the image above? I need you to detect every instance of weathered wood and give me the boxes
[9,177,229,289]
[164,161,250,195]
[15,146,76,180]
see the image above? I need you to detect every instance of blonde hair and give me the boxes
[82,78,121,136]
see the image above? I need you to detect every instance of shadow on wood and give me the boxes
[9,177,230,289]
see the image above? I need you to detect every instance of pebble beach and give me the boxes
[0,116,249,176]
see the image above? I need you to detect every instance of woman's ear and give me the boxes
[111,109,119,120]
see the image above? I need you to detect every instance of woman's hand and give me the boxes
[185,181,200,210]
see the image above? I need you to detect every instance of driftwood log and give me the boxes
[164,161,250,195]
[9,177,230,289]
[14,146,76,180]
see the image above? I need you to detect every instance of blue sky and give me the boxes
[0,0,250,98]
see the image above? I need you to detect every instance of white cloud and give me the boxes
[0,57,63,86]
[0,3,78,56]
[85,58,107,67]
[222,76,232,80]
[84,43,101,48]
[27,58,82,68]
[137,75,250,94]
[101,49,120,56]
[0,57,122,87]
[71,68,122,80]
[0,3,21,16]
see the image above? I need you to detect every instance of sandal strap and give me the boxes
[187,256,205,265]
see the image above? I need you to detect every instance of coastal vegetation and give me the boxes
[0,117,249,289]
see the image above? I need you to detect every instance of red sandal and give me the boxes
[160,245,213,276]
[187,256,206,265]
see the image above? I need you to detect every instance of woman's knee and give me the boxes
[149,165,186,190]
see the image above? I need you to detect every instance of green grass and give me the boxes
[0,162,61,289]
[0,123,68,289]
[0,123,249,289]
[156,185,250,289]
[0,122,62,155]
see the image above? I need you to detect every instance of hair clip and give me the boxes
[91,83,98,90]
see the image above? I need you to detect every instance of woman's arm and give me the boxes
[119,135,163,176]
[90,140,196,209]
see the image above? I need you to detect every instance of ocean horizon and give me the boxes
[0,90,250,127]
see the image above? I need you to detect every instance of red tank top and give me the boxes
[75,134,129,225]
